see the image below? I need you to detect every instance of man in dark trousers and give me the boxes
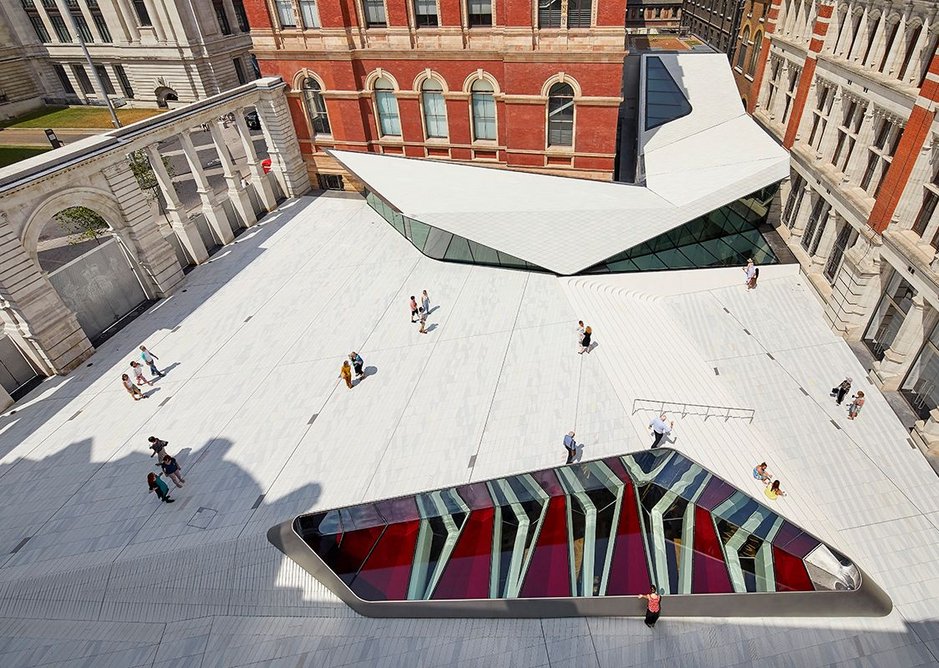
[649,414,673,448]
[563,431,578,464]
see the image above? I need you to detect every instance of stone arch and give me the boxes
[21,187,134,263]
[461,69,501,95]
[412,69,449,93]
[364,68,400,91]
[292,69,326,92]
[540,73,583,99]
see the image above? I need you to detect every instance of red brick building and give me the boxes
[244,0,627,186]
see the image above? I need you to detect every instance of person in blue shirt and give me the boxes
[349,352,364,380]
[563,431,577,464]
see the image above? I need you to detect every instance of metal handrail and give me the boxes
[632,398,755,423]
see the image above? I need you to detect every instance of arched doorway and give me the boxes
[155,86,179,108]
[29,200,152,345]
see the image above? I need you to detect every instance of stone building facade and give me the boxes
[681,0,747,55]
[0,78,309,408]
[0,0,256,115]
[749,0,939,454]
[627,0,683,33]
[243,0,627,184]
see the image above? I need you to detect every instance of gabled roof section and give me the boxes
[330,53,788,275]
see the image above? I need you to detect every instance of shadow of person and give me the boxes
[587,341,599,353]
[575,442,585,462]
[428,305,441,315]
[363,365,378,377]
[155,361,181,377]
[425,323,438,334]
[140,386,162,399]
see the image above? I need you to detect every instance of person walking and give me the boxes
[744,258,758,290]
[576,321,585,349]
[649,414,673,448]
[148,436,170,463]
[418,307,427,334]
[832,377,852,405]
[765,479,787,500]
[563,431,578,464]
[638,586,661,628]
[350,352,365,379]
[410,296,419,323]
[160,454,186,487]
[339,360,353,388]
[122,373,146,401]
[130,361,153,387]
[421,290,431,315]
[147,472,174,504]
[847,391,865,420]
[579,326,592,354]
[139,345,165,378]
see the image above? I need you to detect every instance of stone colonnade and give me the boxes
[0,78,310,408]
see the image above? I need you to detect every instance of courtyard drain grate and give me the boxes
[188,507,218,529]
[252,494,265,509]
[9,536,31,554]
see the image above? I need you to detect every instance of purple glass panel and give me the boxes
[431,507,496,599]
[349,520,421,600]
[529,469,563,496]
[519,495,571,598]
[456,482,496,511]
[374,495,421,524]
[773,521,820,559]
[691,506,733,593]
[606,478,651,595]
[695,477,736,511]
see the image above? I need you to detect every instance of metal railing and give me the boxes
[632,398,755,423]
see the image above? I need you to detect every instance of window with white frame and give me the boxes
[806,84,833,150]
[547,82,574,147]
[421,79,447,138]
[748,31,762,75]
[467,0,492,26]
[783,172,806,229]
[275,0,296,27]
[374,77,400,136]
[764,59,781,111]
[471,79,496,141]
[911,164,939,242]
[781,66,800,124]
[364,0,387,27]
[736,26,750,70]
[831,98,865,174]
[299,0,320,28]
[302,77,330,134]
[567,0,591,27]
[414,0,437,26]
[860,117,901,196]
[539,0,562,28]
[800,195,830,255]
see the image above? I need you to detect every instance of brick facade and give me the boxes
[245,0,626,183]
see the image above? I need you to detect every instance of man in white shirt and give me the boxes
[649,414,673,448]
[563,431,577,464]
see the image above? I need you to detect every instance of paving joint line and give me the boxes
[465,272,531,483]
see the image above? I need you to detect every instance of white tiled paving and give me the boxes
[0,193,938,667]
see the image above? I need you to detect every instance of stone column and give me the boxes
[109,0,140,42]
[145,143,208,264]
[872,294,928,388]
[142,0,167,41]
[101,161,185,297]
[0,215,92,374]
[0,382,12,412]
[179,130,234,245]
[788,183,815,240]
[845,107,876,184]
[810,209,839,268]
[912,408,939,463]
[824,234,882,339]
[254,82,312,198]
[209,120,256,227]
[234,107,276,211]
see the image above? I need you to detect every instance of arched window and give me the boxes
[470,79,496,141]
[736,26,750,70]
[421,78,447,138]
[301,77,330,135]
[547,82,574,147]
[374,76,400,137]
[748,31,762,75]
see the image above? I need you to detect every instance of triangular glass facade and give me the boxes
[645,56,693,130]
[582,185,779,274]
[279,448,879,612]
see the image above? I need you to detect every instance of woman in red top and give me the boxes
[638,585,661,628]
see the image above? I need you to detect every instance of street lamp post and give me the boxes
[54,0,121,128]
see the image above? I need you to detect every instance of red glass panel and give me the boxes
[606,478,651,595]
[519,495,571,598]
[691,506,733,593]
[325,525,384,585]
[431,507,495,599]
[773,545,814,591]
[350,520,420,600]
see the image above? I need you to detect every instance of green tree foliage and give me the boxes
[128,149,174,198]
[53,206,110,245]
